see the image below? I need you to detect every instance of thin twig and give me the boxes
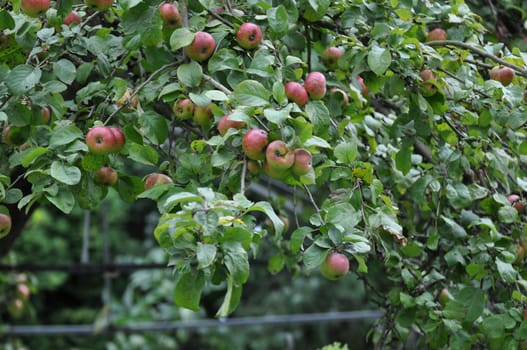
[203,74,232,94]
[303,184,321,218]
[437,67,492,98]
[240,157,247,195]
[426,40,527,77]
[206,9,234,28]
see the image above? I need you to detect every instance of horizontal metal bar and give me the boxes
[1,310,382,337]
[0,262,169,274]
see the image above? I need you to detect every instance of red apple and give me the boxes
[357,76,369,95]
[144,173,174,190]
[86,126,117,155]
[84,0,113,11]
[304,72,326,100]
[285,82,309,107]
[263,160,290,180]
[159,2,181,29]
[242,128,268,160]
[173,98,194,120]
[3,125,29,146]
[21,0,50,17]
[490,66,515,86]
[438,288,452,305]
[236,22,263,50]
[217,113,245,136]
[322,47,344,69]
[193,104,213,126]
[109,127,125,153]
[64,11,81,26]
[420,69,437,96]
[320,252,349,280]
[184,31,216,62]
[16,284,30,300]
[265,140,295,170]
[508,194,524,214]
[247,160,261,175]
[292,148,312,176]
[0,212,12,238]
[40,106,51,124]
[95,166,118,186]
[426,28,447,42]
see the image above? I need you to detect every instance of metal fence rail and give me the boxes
[1,310,383,337]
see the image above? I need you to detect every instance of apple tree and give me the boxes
[2,0,527,347]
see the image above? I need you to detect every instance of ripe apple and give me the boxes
[0,212,12,238]
[517,244,525,262]
[242,128,268,160]
[508,194,524,214]
[21,0,50,17]
[236,22,263,50]
[144,173,174,190]
[95,166,118,186]
[320,252,349,280]
[40,106,51,124]
[357,76,369,95]
[86,126,117,155]
[184,31,216,62]
[426,28,447,42]
[247,160,261,175]
[173,98,194,120]
[322,47,344,69]
[3,125,29,146]
[217,113,245,136]
[193,104,213,126]
[64,11,81,26]
[490,66,515,86]
[8,299,24,319]
[420,69,438,96]
[285,82,309,107]
[438,288,452,305]
[109,127,125,153]
[304,72,326,100]
[292,148,312,176]
[84,0,113,11]
[159,2,181,29]
[266,140,295,170]
[263,160,290,180]
[329,87,349,106]
[16,284,30,300]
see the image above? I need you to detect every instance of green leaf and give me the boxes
[6,65,42,96]
[215,275,242,317]
[174,269,205,311]
[367,42,392,75]
[334,142,358,163]
[224,242,250,285]
[267,5,288,39]
[233,80,271,106]
[496,258,517,283]
[457,287,485,323]
[46,188,75,214]
[128,143,159,165]
[247,201,284,236]
[263,108,289,125]
[268,254,285,274]
[395,139,413,175]
[208,48,243,73]
[305,100,330,135]
[50,161,82,185]
[49,125,83,148]
[303,243,329,271]
[0,10,15,30]
[21,147,48,167]
[197,243,217,269]
[440,216,467,238]
[139,111,168,145]
[170,28,195,51]
[326,203,361,232]
[163,192,203,212]
[53,59,76,85]
[290,226,312,253]
[177,61,203,88]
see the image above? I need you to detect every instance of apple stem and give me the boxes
[426,40,527,77]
